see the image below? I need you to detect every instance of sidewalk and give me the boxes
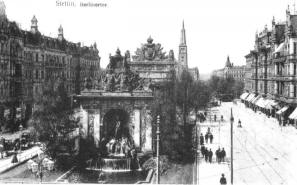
[0,146,41,174]
[197,112,231,185]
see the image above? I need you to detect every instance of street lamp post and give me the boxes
[230,108,234,185]
[156,115,160,184]
[196,120,200,185]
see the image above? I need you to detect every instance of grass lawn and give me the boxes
[160,163,194,184]
[0,162,67,183]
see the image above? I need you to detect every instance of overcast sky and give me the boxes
[3,0,296,74]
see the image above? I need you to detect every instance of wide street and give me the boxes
[201,101,297,185]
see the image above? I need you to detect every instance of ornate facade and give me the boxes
[129,36,177,85]
[0,3,100,131]
[74,50,154,152]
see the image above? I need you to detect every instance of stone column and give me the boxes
[93,113,100,147]
[133,109,141,148]
[274,63,277,75]
[79,107,89,139]
[290,63,294,76]
[290,83,294,98]
[143,110,152,152]
[274,82,278,94]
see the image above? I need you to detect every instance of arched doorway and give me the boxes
[103,109,132,143]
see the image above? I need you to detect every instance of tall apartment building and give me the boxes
[0,3,100,131]
[242,6,297,123]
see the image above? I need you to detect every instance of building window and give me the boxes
[36,53,38,62]
[294,85,297,97]
[294,42,297,55]
[294,64,296,76]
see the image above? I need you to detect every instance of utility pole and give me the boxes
[156,114,160,184]
[230,108,234,185]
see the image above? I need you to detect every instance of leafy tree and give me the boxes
[208,75,244,101]
[30,79,79,169]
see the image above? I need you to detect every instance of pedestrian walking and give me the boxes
[220,173,227,185]
[11,150,18,163]
[208,149,213,163]
[205,133,209,144]
[221,148,226,162]
[215,147,221,163]
[200,133,204,145]
[214,114,217,122]
[209,133,214,144]
[0,137,4,159]
[201,145,206,157]
[238,119,242,128]
[204,148,209,162]
[221,115,224,122]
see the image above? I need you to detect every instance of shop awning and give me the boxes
[289,107,297,119]
[251,95,261,104]
[240,92,249,100]
[263,99,273,109]
[246,93,256,102]
[276,106,289,115]
[270,100,281,109]
[274,42,285,53]
[256,97,265,108]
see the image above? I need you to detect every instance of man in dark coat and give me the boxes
[209,133,214,144]
[201,145,206,157]
[200,133,204,145]
[220,174,227,185]
[208,149,213,163]
[205,133,209,144]
[221,148,226,162]
[215,147,221,163]
[0,137,5,159]
[214,114,217,122]
[204,148,209,162]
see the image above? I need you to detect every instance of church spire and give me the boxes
[31,15,38,34]
[178,20,188,69]
[180,20,186,46]
[225,55,232,68]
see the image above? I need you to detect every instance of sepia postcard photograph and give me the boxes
[1,0,297,184]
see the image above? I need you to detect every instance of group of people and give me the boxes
[200,128,214,145]
[215,147,226,163]
[200,146,226,164]
[200,145,213,163]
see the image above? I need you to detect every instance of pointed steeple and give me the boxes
[31,15,38,34]
[0,1,6,19]
[178,20,188,69]
[180,20,186,46]
[58,24,64,41]
[225,55,232,68]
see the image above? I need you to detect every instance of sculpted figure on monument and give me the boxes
[107,48,124,70]
[103,69,115,91]
[119,72,129,91]
[132,36,166,61]
[84,77,93,90]
[125,50,131,62]
[168,50,175,61]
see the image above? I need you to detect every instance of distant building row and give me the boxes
[212,56,245,82]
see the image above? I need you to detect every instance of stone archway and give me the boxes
[103,109,132,143]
